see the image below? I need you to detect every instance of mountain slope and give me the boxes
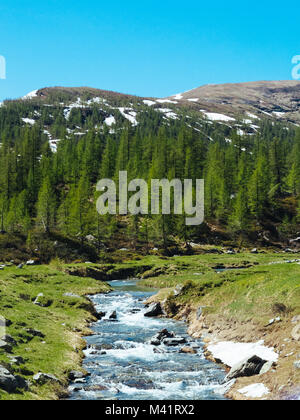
[166,80,300,124]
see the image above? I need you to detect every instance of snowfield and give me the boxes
[207,340,279,368]
[203,112,235,122]
[238,383,270,398]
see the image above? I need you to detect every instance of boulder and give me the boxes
[292,324,300,341]
[0,366,16,392]
[96,311,106,319]
[163,337,187,347]
[2,335,17,346]
[0,339,12,353]
[33,373,60,385]
[150,329,175,345]
[251,248,258,254]
[108,311,117,320]
[7,356,25,366]
[225,355,268,381]
[144,303,163,317]
[0,366,27,392]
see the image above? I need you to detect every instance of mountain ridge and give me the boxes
[18,80,300,125]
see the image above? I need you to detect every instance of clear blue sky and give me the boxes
[0,0,299,101]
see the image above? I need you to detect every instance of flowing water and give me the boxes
[69,279,227,400]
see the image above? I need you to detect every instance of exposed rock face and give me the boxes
[225,355,268,381]
[144,303,163,317]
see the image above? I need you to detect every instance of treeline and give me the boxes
[0,99,299,250]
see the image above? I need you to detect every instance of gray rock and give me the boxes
[33,373,60,385]
[68,371,86,381]
[144,303,163,317]
[225,355,268,381]
[150,329,176,345]
[2,335,17,346]
[0,366,27,392]
[163,337,187,347]
[0,339,12,353]
[0,366,16,392]
[108,311,117,320]
[17,264,24,269]
[7,356,25,365]
[251,248,258,254]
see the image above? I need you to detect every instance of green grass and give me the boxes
[0,265,111,400]
[139,252,300,323]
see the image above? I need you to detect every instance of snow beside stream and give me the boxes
[207,340,279,367]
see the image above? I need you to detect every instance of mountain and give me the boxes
[17,80,300,125]
[0,80,300,261]
[165,81,300,125]
[3,80,297,152]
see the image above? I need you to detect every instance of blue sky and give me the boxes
[0,0,299,100]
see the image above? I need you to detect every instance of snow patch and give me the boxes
[104,115,116,126]
[207,341,278,368]
[157,99,178,104]
[246,112,259,120]
[22,90,38,100]
[188,98,199,102]
[143,100,156,106]
[118,108,138,126]
[22,118,35,125]
[172,93,183,100]
[238,383,270,398]
[203,112,235,122]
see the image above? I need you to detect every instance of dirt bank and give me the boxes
[146,293,300,400]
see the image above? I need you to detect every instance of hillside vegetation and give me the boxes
[0,87,300,260]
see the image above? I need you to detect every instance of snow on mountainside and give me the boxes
[165,80,300,125]
[5,81,299,152]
